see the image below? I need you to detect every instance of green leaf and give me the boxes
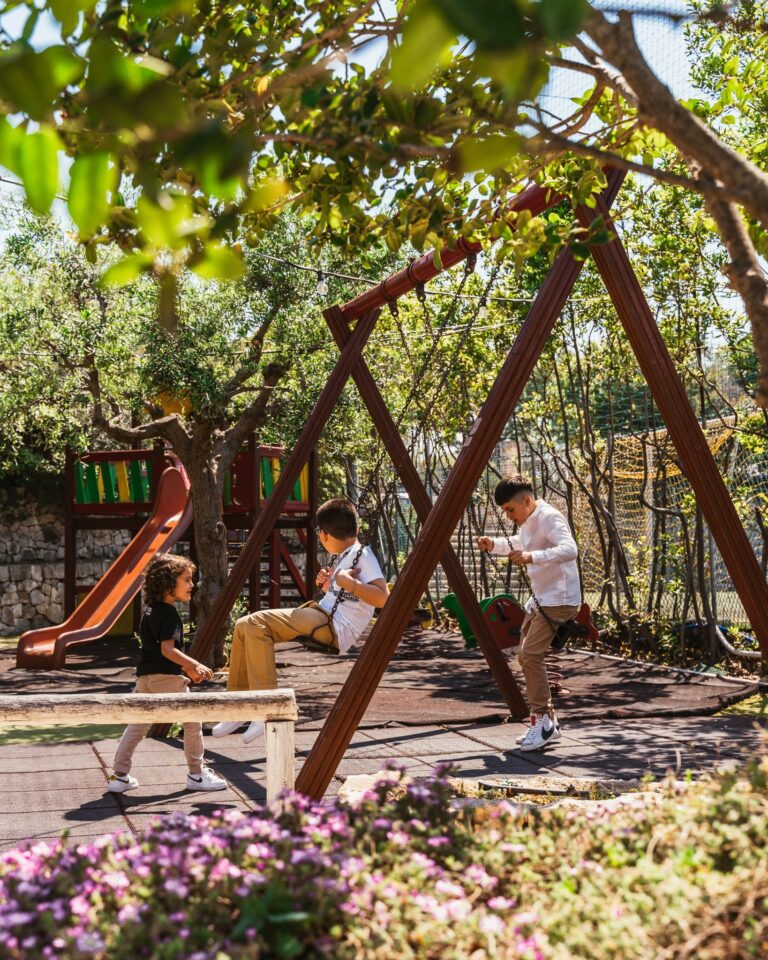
[18,128,60,214]
[0,117,24,175]
[101,253,152,287]
[50,0,98,36]
[191,243,244,280]
[68,153,117,237]
[440,0,525,50]
[0,43,84,120]
[389,4,455,91]
[457,134,520,173]
[538,0,588,41]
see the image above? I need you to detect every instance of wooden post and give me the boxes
[295,170,626,800]
[306,448,318,600]
[265,720,296,802]
[583,197,768,654]
[324,306,528,716]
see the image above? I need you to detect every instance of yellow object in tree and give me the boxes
[152,391,191,416]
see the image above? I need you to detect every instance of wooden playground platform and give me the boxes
[1,629,764,852]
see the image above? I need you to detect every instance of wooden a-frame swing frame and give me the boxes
[181,166,768,800]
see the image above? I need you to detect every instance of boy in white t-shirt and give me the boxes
[212,499,389,744]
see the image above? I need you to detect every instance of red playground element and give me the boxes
[16,462,192,670]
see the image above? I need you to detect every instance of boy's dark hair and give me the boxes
[143,553,196,606]
[316,498,359,539]
[494,475,535,506]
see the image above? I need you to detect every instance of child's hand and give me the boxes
[185,662,212,683]
[476,536,494,552]
[335,568,360,593]
[316,566,331,592]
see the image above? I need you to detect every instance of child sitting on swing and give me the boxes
[212,498,389,744]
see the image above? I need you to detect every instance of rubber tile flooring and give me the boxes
[1,714,766,852]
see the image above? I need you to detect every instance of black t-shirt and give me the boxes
[137,602,184,676]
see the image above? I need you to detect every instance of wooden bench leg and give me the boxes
[265,720,295,804]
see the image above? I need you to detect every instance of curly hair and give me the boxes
[143,553,196,606]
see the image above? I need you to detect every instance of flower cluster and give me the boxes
[1,756,768,959]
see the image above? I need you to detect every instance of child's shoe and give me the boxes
[107,773,138,793]
[211,720,247,738]
[186,767,227,791]
[242,721,265,744]
[518,715,561,751]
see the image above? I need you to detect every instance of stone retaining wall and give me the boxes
[0,483,130,636]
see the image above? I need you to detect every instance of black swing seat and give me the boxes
[294,635,340,655]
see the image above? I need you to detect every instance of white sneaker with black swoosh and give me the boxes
[518,715,561,751]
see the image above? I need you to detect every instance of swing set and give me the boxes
[168,166,768,800]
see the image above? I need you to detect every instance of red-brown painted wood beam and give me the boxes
[583,198,768,656]
[296,169,626,798]
[324,305,528,717]
[340,182,557,322]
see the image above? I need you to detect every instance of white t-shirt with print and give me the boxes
[318,542,384,653]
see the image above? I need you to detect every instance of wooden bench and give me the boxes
[0,689,298,805]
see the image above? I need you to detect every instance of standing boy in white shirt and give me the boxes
[476,475,581,751]
[212,499,389,745]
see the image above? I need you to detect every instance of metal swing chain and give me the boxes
[362,258,500,524]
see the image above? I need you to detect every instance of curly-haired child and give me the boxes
[107,553,227,793]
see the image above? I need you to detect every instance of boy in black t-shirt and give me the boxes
[108,553,227,793]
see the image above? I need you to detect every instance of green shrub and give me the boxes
[1,756,767,959]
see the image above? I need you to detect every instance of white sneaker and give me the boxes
[242,721,265,745]
[107,773,138,793]
[186,767,227,791]
[211,720,247,738]
[519,715,561,752]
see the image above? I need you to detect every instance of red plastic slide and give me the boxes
[16,462,193,670]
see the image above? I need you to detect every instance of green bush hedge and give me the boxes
[1,757,767,959]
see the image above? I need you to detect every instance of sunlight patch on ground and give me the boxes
[0,723,124,745]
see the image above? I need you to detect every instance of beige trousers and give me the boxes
[518,604,580,718]
[227,602,338,692]
[113,674,203,776]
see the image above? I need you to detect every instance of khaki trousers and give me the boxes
[113,674,203,776]
[518,604,580,718]
[227,602,338,692]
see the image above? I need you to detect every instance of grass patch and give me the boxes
[720,692,768,717]
[0,723,125,746]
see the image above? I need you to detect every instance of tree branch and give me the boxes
[699,176,768,407]
[217,362,288,466]
[584,6,768,230]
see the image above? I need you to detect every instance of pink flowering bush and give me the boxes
[1,758,767,959]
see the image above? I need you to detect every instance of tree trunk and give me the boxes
[186,455,230,668]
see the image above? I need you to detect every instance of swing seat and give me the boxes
[443,594,600,649]
[294,636,340,655]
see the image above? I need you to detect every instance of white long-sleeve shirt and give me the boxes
[489,499,581,611]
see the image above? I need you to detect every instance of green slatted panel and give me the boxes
[74,463,87,504]
[292,471,302,502]
[84,463,100,503]
[128,460,147,502]
[262,458,273,496]
[101,462,117,503]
